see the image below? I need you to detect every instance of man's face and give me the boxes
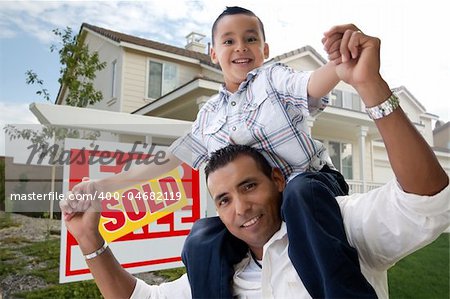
[211,14,269,93]
[207,155,284,255]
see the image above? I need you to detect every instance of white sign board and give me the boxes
[59,138,207,283]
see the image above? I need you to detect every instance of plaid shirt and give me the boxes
[169,63,332,181]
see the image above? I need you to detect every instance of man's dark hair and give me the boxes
[211,6,266,46]
[205,144,272,181]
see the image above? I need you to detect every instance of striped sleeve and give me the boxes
[268,63,329,116]
[169,132,208,169]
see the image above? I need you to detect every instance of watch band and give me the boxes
[365,93,400,120]
[84,240,108,260]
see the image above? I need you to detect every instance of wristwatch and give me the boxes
[365,93,400,120]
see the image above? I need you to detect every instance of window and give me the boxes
[111,60,117,98]
[331,90,343,107]
[147,61,177,99]
[331,90,362,111]
[351,93,361,111]
[328,141,353,179]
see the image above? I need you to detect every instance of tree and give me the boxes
[26,26,106,107]
[4,26,105,217]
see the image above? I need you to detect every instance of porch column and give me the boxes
[196,96,210,110]
[358,126,369,192]
[306,116,316,135]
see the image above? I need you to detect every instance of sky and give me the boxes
[1,0,449,155]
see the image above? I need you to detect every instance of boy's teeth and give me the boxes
[234,59,250,63]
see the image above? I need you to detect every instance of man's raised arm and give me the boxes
[324,25,448,195]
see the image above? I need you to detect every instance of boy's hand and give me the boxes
[322,24,361,65]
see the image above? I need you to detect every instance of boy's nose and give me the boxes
[235,43,248,52]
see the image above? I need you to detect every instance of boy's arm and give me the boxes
[61,153,181,218]
[307,24,362,100]
[307,61,339,100]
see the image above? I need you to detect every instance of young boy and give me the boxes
[173,6,376,298]
[63,6,376,298]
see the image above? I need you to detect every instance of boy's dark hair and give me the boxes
[211,6,266,46]
[205,144,272,181]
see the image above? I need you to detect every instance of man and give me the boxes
[61,25,449,298]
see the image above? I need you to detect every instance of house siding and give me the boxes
[121,49,203,113]
[84,31,123,112]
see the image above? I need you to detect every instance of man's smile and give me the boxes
[241,214,262,228]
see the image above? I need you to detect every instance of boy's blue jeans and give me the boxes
[181,166,377,298]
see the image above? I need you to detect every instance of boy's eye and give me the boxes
[223,39,233,45]
[247,37,257,42]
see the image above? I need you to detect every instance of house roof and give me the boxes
[433,120,450,134]
[81,23,218,68]
[392,85,426,111]
[266,45,327,65]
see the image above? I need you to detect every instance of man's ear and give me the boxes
[264,43,269,59]
[210,47,219,64]
[271,168,285,192]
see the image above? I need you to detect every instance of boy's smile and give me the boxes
[211,14,269,93]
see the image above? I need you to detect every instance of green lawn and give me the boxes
[388,233,449,298]
[1,213,448,298]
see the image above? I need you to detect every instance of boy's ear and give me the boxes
[210,47,219,64]
[264,43,269,59]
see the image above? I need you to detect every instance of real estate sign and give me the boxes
[59,139,206,283]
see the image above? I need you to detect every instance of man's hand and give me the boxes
[323,24,388,107]
[60,177,103,247]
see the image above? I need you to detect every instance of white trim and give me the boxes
[29,102,192,138]
[119,47,125,112]
[136,78,220,115]
[111,59,117,99]
[200,63,222,75]
[121,41,199,64]
[276,50,325,66]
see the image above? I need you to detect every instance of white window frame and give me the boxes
[145,59,178,100]
[111,59,117,99]
[331,89,362,112]
[322,139,354,180]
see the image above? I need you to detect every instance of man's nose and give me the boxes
[235,195,251,215]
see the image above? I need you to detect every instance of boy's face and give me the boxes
[211,14,269,93]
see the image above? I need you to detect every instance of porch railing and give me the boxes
[346,180,384,194]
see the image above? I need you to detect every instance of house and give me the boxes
[56,23,450,193]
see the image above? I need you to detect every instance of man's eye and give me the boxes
[244,183,256,191]
[219,197,229,206]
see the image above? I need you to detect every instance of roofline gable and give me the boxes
[81,23,217,68]
[265,45,327,66]
[392,85,426,112]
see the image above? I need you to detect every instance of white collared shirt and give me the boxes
[131,180,450,299]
